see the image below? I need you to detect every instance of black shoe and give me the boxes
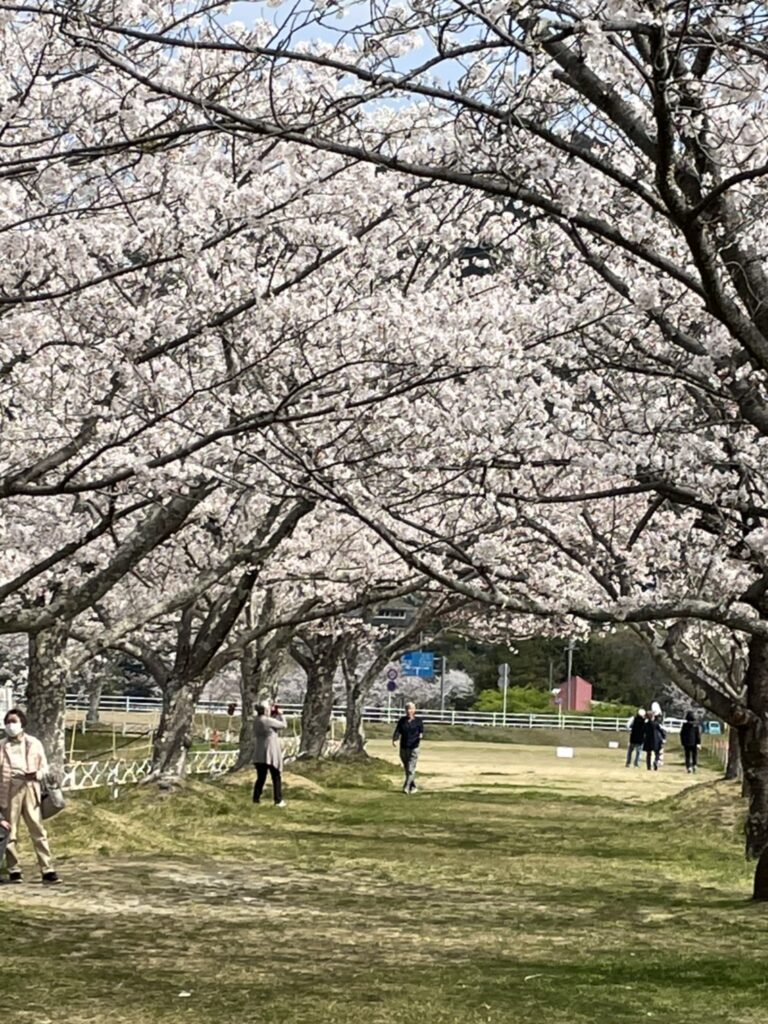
[41,871,61,885]
[8,872,22,884]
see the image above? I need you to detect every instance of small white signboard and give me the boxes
[608,741,620,749]
[556,746,575,759]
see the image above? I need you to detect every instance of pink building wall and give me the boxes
[557,675,593,712]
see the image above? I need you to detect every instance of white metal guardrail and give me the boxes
[65,694,638,732]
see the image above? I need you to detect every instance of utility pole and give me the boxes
[563,638,575,722]
[439,656,447,716]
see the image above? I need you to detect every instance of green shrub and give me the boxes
[473,685,554,713]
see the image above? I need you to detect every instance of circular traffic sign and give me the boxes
[386,668,398,681]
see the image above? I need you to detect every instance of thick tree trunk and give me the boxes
[151,681,197,781]
[86,675,104,725]
[293,633,346,759]
[299,666,335,758]
[26,626,69,780]
[233,647,259,772]
[725,725,742,782]
[740,636,768,899]
[754,847,768,901]
[340,678,366,755]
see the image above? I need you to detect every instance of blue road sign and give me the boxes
[387,680,398,692]
[401,651,435,679]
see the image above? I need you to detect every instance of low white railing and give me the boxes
[61,735,340,792]
[62,749,239,792]
[65,694,633,733]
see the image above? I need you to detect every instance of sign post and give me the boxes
[555,696,564,729]
[497,663,509,727]
[385,666,399,724]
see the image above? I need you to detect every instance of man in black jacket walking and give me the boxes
[625,708,646,768]
[393,702,424,794]
[680,711,702,773]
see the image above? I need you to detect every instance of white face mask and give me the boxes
[5,722,22,737]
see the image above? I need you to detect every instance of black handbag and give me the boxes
[40,776,66,820]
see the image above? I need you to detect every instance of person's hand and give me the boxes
[0,819,9,831]
[392,740,397,748]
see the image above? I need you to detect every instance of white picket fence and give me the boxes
[65,694,632,733]
[61,735,342,793]
[62,748,239,792]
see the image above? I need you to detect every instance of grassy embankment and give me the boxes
[2,738,762,1024]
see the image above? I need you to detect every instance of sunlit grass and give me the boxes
[1,742,762,1024]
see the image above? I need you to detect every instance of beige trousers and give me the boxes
[5,778,53,874]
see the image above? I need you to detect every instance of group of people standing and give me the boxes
[626,706,702,774]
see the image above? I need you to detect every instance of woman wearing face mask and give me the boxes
[0,708,60,884]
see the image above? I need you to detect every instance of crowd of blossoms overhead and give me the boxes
[2,1,768,652]
[10,0,763,639]
[0,9,513,636]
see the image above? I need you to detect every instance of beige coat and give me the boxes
[252,714,286,771]
[0,733,48,816]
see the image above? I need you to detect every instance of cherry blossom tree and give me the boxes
[68,0,768,895]
[2,5,499,781]
[12,2,768,895]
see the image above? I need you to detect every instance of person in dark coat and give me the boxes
[680,711,702,773]
[625,708,646,767]
[643,712,666,771]
[392,702,424,794]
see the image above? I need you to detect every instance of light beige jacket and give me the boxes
[0,733,48,816]
[252,714,287,771]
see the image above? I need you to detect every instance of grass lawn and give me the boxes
[1,740,764,1024]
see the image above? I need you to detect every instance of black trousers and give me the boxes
[684,746,698,769]
[253,763,282,804]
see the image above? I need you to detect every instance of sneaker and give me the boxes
[41,871,61,885]
[274,801,287,808]
[409,786,418,794]
[8,872,22,884]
